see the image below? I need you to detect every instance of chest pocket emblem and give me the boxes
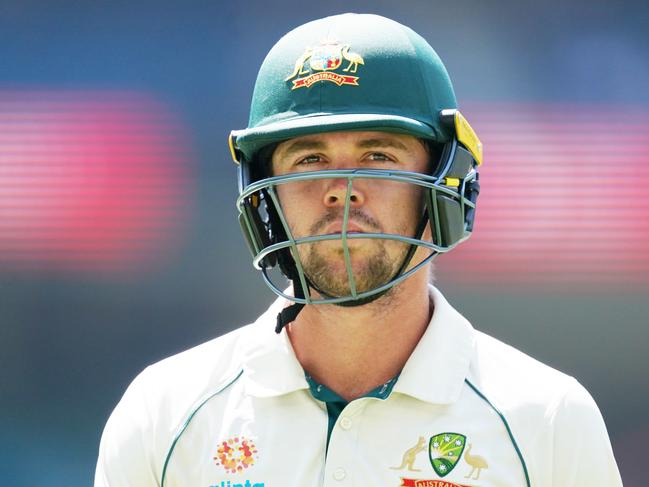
[428,433,466,477]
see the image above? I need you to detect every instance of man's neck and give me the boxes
[286,276,433,402]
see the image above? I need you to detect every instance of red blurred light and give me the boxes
[438,103,649,288]
[0,90,193,274]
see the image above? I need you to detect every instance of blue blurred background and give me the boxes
[1,1,647,485]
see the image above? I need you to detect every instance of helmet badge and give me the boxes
[285,39,364,90]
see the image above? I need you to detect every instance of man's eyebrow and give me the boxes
[275,136,417,161]
[276,139,327,159]
[355,137,413,153]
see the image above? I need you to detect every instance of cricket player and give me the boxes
[96,13,622,487]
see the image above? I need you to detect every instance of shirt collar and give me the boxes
[393,284,476,404]
[240,285,475,403]
[306,373,400,403]
[241,296,310,398]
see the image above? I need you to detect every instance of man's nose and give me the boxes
[323,177,366,207]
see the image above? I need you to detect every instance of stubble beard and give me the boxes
[300,238,407,298]
[290,206,416,299]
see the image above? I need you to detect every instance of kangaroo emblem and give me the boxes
[284,48,313,81]
[391,436,427,472]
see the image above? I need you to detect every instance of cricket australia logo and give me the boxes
[285,39,364,90]
[392,434,474,487]
[428,433,466,477]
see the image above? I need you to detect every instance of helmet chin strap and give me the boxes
[275,213,431,333]
[275,283,307,333]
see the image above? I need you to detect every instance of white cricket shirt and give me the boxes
[95,286,622,487]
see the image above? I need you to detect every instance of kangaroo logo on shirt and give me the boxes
[391,436,427,472]
[428,432,466,477]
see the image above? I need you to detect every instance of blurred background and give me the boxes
[1,0,647,485]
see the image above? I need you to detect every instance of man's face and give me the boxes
[271,131,431,298]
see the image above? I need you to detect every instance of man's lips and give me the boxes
[324,221,366,234]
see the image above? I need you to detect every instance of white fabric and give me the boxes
[95,286,622,487]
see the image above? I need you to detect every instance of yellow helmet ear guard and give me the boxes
[228,132,241,165]
[442,109,483,166]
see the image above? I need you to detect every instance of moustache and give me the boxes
[309,208,382,235]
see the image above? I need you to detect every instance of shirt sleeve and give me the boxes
[95,369,160,487]
[551,378,622,486]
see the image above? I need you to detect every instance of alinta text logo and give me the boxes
[210,481,264,487]
[285,39,364,90]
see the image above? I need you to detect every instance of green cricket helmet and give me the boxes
[229,13,483,326]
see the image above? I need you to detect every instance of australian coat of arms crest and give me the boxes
[285,39,364,90]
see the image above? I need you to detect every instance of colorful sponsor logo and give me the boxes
[399,479,472,487]
[213,436,259,474]
[428,433,466,477]
[285,39,364,90]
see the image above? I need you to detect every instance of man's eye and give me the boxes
[297,154,322,165]
[367,152,392,162]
